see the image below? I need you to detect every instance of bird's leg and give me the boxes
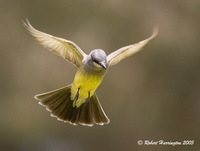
[74,88,80,105]
[84,91,90,107]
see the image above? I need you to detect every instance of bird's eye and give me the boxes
[93,59,99,64]
[91,57,101,67]
[93,61,98,66]
[91,56,99,64]
[93,60,100,67]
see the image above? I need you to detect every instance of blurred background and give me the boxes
[0,0,200,151]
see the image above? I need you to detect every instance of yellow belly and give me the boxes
[71,68,105,107]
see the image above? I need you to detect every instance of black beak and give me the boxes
[99,61,107,69]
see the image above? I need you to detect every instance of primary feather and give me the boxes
[23,19,86,68]
[107,27,158,67]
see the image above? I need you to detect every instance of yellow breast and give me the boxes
[71,67,106,107]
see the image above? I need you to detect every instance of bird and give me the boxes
[24,19,158,126]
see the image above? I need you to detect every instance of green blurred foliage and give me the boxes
[0,0,200,151]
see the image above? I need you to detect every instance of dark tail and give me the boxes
[34,84,110,126]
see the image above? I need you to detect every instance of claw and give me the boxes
[84,91,90,107]
[74,88,80,106]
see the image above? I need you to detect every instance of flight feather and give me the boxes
[107,27,158,67]
[24,19,86,68]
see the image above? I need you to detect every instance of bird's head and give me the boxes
[87,49,108,70]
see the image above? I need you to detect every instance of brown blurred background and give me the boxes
[0,0,200,151]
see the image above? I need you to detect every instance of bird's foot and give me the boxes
[74,88,80,105]
[84,92,90,107]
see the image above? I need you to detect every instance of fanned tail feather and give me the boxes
[34,84,110,126]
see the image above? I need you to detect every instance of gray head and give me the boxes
[86,49,108,70]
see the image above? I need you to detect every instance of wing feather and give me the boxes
[107,28,158,67]
[24,19,86,67]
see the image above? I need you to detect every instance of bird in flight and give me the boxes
[24,20,158,126]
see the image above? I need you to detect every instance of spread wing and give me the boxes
[24,19,86,68]
[107,28,158,67]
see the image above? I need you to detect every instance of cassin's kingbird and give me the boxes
[24,20,158,126]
